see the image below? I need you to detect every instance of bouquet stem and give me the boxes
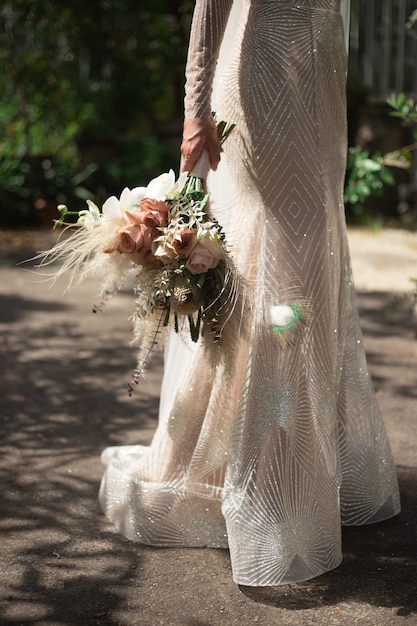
[189,150,211,180]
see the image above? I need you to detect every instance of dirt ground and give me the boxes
[0,227,416,626]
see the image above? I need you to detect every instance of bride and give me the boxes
[99,0,400,586]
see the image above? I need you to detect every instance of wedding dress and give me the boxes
[99,0,400,586]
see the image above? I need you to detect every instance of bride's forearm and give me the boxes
[184,0,234,119]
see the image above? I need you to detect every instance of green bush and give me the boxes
[0,0,193,226]
[344,94,416,226]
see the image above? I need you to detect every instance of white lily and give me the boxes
[144,170,178,200]
[101,195,121,221]
[101,187,140,221]
[130,186,147,203]
[98,173,186,224]
[167,171,188,196]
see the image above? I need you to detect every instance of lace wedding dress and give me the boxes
[99,0,400,586]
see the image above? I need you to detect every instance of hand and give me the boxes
[180,117,222,173]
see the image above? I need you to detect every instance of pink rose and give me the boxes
[117,223,144,254]
[139,198,169,228]
[140,223,158,251]
[122,199,168,252]
[185,238,223,275]
[172,228,196,258]
[131,247,160,267]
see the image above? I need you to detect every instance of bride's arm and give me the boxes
[181,0,234,173]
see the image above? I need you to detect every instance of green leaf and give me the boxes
[379,168,395,184]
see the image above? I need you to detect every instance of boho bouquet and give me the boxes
[37,121,242,393]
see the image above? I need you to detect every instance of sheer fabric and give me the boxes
[99,0,400,586]
[341,0,351,51]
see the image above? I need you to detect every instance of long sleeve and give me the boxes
[340,0,350,52]
[184,0,234,119]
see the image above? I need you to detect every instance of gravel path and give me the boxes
[1,226,416,626]
[348,228,417,293]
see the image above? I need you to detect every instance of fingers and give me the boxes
[181,138,220,173]
[181,117,222,173]
[180,138,201,173]
[180,119,205,172]
[204,117,222,170]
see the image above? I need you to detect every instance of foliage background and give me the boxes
[0,0,415,227]
[0,0,194,225]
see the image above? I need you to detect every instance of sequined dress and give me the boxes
[99,0,400,586]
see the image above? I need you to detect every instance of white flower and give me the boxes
[195,225,222,243]
[153,242,176,263]
[270,305,296,328]
[145,170,176,200]
[101,195,121,221]
[167,171,188,196]
[78,172,183,230]
[363,158,381,172]
[101,187,140,221]
[77,201,101,230]
[141,170,186,201]
[98,173,184,225]
[130,186,147,204]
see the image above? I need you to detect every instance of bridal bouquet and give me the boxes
[37,121,241,393]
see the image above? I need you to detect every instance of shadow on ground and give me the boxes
[1,242,416,624]
[241,467,417,618]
